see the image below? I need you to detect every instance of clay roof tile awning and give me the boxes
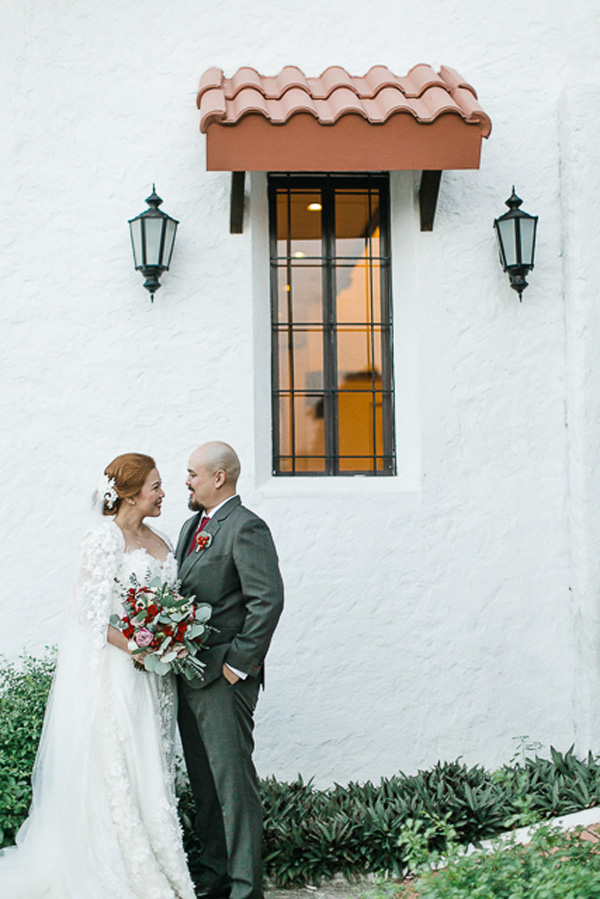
[197,64,491,172]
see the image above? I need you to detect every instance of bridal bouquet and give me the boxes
[110,576,213,681]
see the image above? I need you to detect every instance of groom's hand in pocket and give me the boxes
[222,663,240,684]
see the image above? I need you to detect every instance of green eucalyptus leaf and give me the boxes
[195,604,213,623]
[143,653,158,672]
[187,624,206,639]
[153,661,171,676]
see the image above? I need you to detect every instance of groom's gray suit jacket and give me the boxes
[175,496,284,687]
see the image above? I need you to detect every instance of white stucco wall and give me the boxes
[1,0,600,785]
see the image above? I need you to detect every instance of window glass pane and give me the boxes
[338,389,383,472]
[276,190,289,248]
[338,455,386,473]
[278,394,325,473]
[336,326,382,387]
[294,394,325,470]
[277,393,293,460]
[277,190,322,258]
[276,265,323,324]
[336,261,381,325]
[295,456,327,473]
[335,190,380,258]
[277,327,324,393]
[294,394,325,471]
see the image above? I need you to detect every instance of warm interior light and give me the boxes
[285,284,291,291]
[307,203,322,211]
[293,251,306,258]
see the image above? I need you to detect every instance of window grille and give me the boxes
[269,173,396,476]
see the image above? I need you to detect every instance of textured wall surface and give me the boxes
[1,0,599,786]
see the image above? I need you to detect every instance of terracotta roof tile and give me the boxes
[197,64,491,137]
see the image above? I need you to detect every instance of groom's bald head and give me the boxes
[186,442,240,513]
[193,441,241,485]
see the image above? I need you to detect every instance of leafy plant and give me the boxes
[369,825,600,898]
[0,651,56,845]
[4,651,600,890]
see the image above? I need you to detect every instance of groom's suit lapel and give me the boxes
[178,496,241,579]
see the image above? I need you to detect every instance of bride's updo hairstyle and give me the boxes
[102,453,156,516]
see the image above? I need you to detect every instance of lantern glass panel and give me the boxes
[144,217,164,267]
[129,218,143,269]
[497,218,517,268]
[163,219,178,268]
[519,217,537,266]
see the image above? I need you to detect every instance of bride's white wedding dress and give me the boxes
[0,520,196,899]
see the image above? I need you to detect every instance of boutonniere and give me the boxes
[195,532,213,553]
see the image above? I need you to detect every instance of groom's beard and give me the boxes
[188,496,205,513]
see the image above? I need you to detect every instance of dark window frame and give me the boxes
[269,172,396,477]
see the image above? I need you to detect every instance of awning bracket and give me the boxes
[230,171,245,233]
[419,170,442,231]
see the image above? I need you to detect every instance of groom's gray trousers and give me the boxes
[179,673,263,899]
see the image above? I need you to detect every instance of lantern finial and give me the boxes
[505,186,522,210]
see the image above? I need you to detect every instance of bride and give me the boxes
[0,453,196,899]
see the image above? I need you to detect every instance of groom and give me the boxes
[176,442,284,899]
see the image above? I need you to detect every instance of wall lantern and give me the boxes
[493,187,538,301]
[128,186,179,302]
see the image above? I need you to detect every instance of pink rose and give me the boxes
[135,628,154,647]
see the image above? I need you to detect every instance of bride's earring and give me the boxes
[128,499,136,506]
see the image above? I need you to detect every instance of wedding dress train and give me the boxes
[0,520,195,899]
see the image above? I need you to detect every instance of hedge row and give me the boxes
[3,653,600,886]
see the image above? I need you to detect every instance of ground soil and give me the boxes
[265,876,398,899]
[266,883,369,899]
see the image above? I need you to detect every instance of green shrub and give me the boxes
[366,825,600,898]
[3,652,600,889]
[0,651,56,845]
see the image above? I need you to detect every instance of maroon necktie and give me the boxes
[187,515,210,555]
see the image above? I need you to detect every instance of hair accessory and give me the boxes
[94,473,119,510]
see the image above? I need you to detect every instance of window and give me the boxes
[269,174,396,476]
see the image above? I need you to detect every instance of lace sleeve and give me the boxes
[69,522,123,649]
